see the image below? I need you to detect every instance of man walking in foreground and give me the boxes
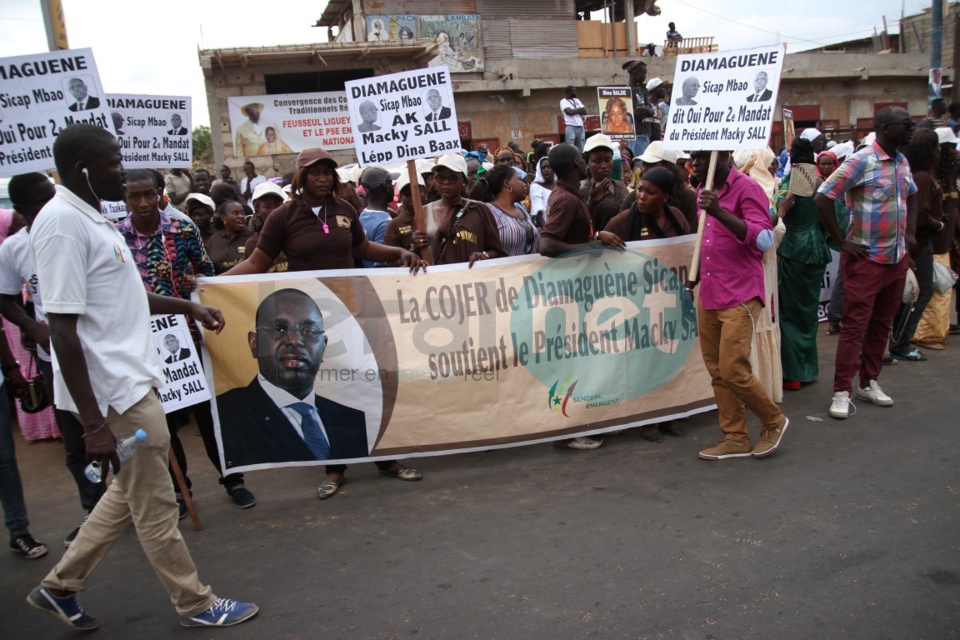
[814,106,917,419]
[686,150,789,460]
[25,124,258,631]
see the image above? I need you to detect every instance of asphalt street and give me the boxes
[3,327,959,640]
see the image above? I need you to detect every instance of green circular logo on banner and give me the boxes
[509,247,697,414]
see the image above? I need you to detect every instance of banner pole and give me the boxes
[407,159,431,264]
[688,150,718,283]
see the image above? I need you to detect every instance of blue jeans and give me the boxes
[0,387,30,538]
[628,134,651,159]
[564,125,585,150]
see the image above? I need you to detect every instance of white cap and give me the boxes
[800,127,823,142]
[396,169,425,193]
[637,140,682,164]
[583,133,618,156]
[826,140,838,149]
[646,77,664,92]
[432,153,468,176]
[935,126,958,145]
[481,162,494,172]
[251,181,289,204]
[336,167,354,183]
[183,193,214,209]
[859,132,877,148]
[832,141,855,160]
[415,158,435,176]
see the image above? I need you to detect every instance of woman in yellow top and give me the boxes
[257,127,293,155]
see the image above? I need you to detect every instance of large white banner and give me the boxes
[663,45,785,151]
[106,94,191,169]
[0,48,110,176]
[227,92,353,157]
[345,66,460,166]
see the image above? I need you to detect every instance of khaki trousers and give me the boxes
[698,298,783,443]
[42,391,215,617]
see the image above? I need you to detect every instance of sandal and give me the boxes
[890,349,927,362]
[317,478,343,500]
[380,466,422,481]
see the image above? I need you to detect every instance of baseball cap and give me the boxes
[646,77,664,92]
[184,193,214,209]
[415,158,435,176]
[296,147,337,169]
[432,154,469,176]
[396,169,425,193]
[583,133,618,156]
[252,181,289,204]
[637,140,670,164]
[800,128,823,142]
[360,166,401,190]
[935,126,958,145]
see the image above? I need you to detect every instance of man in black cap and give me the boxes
[358,166,400,267]
[622,60,657,157]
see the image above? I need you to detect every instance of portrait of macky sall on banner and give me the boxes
[209,282,385,473]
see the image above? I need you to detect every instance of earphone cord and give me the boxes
[84,171,102,203]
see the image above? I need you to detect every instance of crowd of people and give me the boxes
[0,65,956,631]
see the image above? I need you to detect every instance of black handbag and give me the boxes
[19,355,50,414]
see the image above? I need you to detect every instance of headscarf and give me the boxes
[534,157,550,184]
[638,166,675,195]
[816,150,839,178]
[736,149,778,209]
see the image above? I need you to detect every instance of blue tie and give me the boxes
[288,402,330,460]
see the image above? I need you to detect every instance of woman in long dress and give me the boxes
[774,138,832,388]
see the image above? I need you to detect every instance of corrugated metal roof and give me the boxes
[509,19,578,58]
[482,19,513,59]
[365,0,478,13]
[476,0,574,18]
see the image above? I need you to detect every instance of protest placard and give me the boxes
[783,107,795,151]
[105,94,191,169]
[198,237,714,474]
[598,87,636,141]
[344,66,460,166]
[662,44,785,151]
[227,91,353,157]
[150,314,209,413]
[0,48,110,176]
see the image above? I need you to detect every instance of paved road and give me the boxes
[3,331,959,639]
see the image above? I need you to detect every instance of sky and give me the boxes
[0,0,936,129]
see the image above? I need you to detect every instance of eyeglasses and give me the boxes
[257,324,325,341]
[433,171,462,184]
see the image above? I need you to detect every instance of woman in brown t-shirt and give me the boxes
[427,154,507,266]
[205,201,253,274]
[603,166,690,442]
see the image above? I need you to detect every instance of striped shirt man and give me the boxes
[817,141,917,265]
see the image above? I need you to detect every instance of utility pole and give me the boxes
[931,0,943,99]
[39,0,69,51]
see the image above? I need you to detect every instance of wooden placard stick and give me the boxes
[688,150,718,283]
[407,159,431,264]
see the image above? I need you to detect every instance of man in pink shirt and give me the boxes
[686,151,789,460]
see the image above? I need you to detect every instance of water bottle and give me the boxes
[84,429,148,483]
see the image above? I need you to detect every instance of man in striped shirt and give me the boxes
[815,106,917,420]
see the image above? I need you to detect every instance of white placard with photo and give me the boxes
[0,48,110,176]
[345,66,460,166]
[663,44,785,152]
[106,94,192,169]
[151,314,210,413]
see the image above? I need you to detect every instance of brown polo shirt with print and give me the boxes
[429,200,507,265]
[257,197,366,271]
[542,182,593,245]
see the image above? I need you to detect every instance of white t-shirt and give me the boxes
[30,186,163,415]
[0,228,51,362]
[560,97,584,127]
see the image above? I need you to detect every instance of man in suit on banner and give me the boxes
[162,334,191,364]
[217,288,369,469]
[746,72,773,103]
[424,89,452,121]
[66,78,100,111]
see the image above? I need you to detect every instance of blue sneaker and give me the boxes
[179,597,259,627]
[26,585,100,631]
